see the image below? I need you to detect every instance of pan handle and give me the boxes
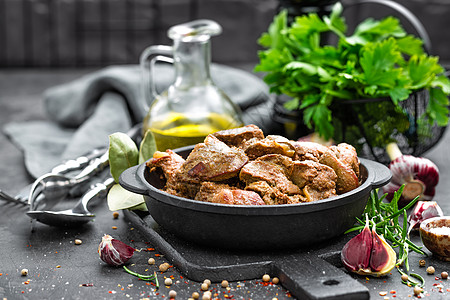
[362,158,392,189]
[119,165,149,195]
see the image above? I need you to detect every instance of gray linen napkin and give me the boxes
[3,64,272,178]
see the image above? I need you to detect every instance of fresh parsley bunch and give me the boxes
[255,2,450,142]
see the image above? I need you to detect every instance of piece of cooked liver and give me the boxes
[212,124,264,147]
[180,135,249,182]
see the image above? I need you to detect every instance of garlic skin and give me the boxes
[408,201,444,234]
[341,220,396,277]
[383,154,439,207]
[98,234,135,266]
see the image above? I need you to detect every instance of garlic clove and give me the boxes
[369,226,396,276]
[341,220,396,277]
[341,220,372,272]
[98,234,135,266]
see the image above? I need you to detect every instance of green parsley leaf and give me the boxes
[255,2,450,145]
[360,38,401,87]
[428,88,450,126]
[407,54,443,89]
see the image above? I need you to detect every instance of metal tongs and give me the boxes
[26,177,115,227]
[28,151,110,212]
[25,151,113,227]
[0,148,106,206]
[1,124,141,227]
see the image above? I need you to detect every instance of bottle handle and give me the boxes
[139,45,174,110]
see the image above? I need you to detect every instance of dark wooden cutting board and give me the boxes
[124,209,370,299]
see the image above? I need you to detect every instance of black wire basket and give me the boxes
[265,90,448,165]
[330,90,448,164]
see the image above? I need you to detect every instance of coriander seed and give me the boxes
[419,259,426,267]
[441,271,448,279]
[221,280,229,288]
[148,258,155,265]
[165,278,173,286]
[192,292,200,299]
[202,291,212,300]
[20,269,28,276]
[159,262,170,272]
[426,266,435,274]
[401,274,408,282]
[272,277,280,284]
[413,286,423,296]
[168,290,177,298]
[201,282,209,291]
[262,274,270,282]
[112,211,119,219]
[203,279,211,287]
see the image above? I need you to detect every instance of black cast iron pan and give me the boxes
[120,145,391,250]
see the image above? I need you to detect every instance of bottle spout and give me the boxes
[168,19,222,42]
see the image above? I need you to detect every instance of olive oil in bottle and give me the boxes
[145,112,242,151]
[140,20,243,151]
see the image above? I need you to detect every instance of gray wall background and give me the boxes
[1,0,449,68]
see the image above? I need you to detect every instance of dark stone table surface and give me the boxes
[1,68,450,299]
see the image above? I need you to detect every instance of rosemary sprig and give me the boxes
[345,185,425,272]
[123,266,159,289]
[397,266,425,288]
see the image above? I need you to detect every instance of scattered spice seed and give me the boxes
[414,286,423,296]
[112,211,119,219]
[419,259,426,267]
[427,266,436,275]
[74,239,82,245]
[56,265,61,268]
[20,269,28,276]
[165,278,173,286]
[201,282,209,291]
[80,283,94,287]
[112,226,118,230]
[441,271,448,279]
[159,263,170,272]
[203,279,211,287]
[148,258,155,265]
[202,291,212,300]
[262,274,270,282]
[168,290,177,298]
[192,292,200,299]
[221,280,229,288]
[379,291,388,296]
